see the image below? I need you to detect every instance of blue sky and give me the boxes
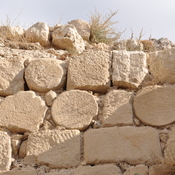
[0,0,175,42]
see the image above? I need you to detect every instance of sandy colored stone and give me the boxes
[0,131,11,172]
[19,140,27,159]
[0,91,47,133]
[74,164,122,175]
[124,165,148,175]
[25,58,66,92]
[84,126,162,165]
[112,50,148,88]
[26,22,50,46]
[52,24,85,54]
[134,85,175,126]
[67,50,112,92]
[69,19,90,41]
[45,90,57,106]
[51,90,98,130]
[24,130,80,168]
[148,48,175,84]
[0,56,25,96]
[102,90,133,126]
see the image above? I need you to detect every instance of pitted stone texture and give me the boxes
[112,50,148,88]
[148,48,175,84]
[51,90,98,130]
[0,91,47,133]
[102,90,133,126]
[68,19,90,41]
[52,24,85,54]
[25,59,66,92]
[134,85,175,126]
[0,56,25,96]
[124,165,148,175]
[84,126,162,165]
[0,131,11,172]
[67,50,112,92]
[74,164,122,175]
[45,90,57,106]
[26,22,50,46]
[24,130,80,168]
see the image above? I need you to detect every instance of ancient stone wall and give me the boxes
[1,45,175,175]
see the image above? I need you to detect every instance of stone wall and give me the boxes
[0,45,175,175]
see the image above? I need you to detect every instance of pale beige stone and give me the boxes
[24,130,80,168]
[0,56,25,96]
[0,131,11,172]
[52,24,85,54]
[19,140,27,159]
[25,58,66,92]
[148,48,175,84]
[124,165,148,175]
[134,85,175,126]
[112,50,148,88]
[26,22,50,46]
[69,19,90,41]
[102,90,133,126]
[84,126,162,165]
[74,164,122,175]
[67,50,112,92]
[51,90,98,130]
[0,91,47,133]
[0,26,24,37]
[45,90,57,106]
[11,134,23,157]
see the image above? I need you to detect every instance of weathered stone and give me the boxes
[51,90,98,130]
[74,164,122,175]
[123,165,148,175]
[84,126,162,165]
[0,56,25,96]
[67,50,112,92]
[148,48,175,84]
[102,90,133,126]
[0,26,24,37]
[24,130,80,168]
[152,37,173,50]
[0,131,11,172]
[11,134,23,157]
[126,39,143,51]
[45,90,57,106]
[19,140,27,159]
[134,85,175,126]
[26,22,50,46]
[52,24,85,54]
[25,58,66,92]
[0,91,47,133]
[68,19,90,41]
[112,50,148,88]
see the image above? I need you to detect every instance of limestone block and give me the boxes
[0,91,47,133]
[51,90,98,130]
[74,164,122,175]
[112,50,148,88]
[68,19,90,41]
[0,56,25,96]
[52,24,85,54]
[124,165,148,175]
[84,126,162,165]
[134,85,175,126]
[26,22,50,46]
[25,59,66,92]
[19,140,27,159]
[24,130,80,168]
[148,48,175,84]
[67,50,112,92]
[0,131,11,172]
[102,90,133,126]
[45,90,57,106]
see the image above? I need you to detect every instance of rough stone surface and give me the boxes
[0,26,24,37]
[0,91,47,133]
[148,48,175,84]
[19,140,27,159]
[51,90,98,130]
[0,56,25,96]
[123,165,148,175]
[74,164,122,175]
[26,22,50,46]
[24,130,80,168]
[25,58,66,92]
[134,85,175,126]
[67,50,112,92]
[112,50,148,88]
[68,19,90,41]
[0,131,11,172]
[84,126,162,165]
[45,90,57,106]
[102,90,133,126]
[52,24,85,54]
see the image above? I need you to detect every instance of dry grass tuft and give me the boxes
[140,40,156,52]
